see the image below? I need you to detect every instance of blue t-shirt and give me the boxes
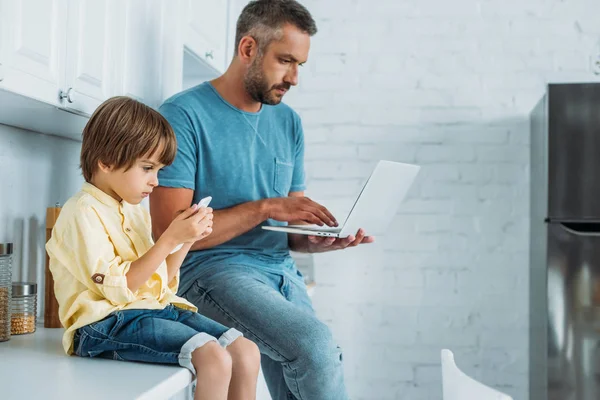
[158,82,306,294]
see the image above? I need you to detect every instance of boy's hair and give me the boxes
[234,0,317,56]
[80,96,177,182]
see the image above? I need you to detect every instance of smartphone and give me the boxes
[198,196,212,208]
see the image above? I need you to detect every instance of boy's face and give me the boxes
[99,150,164,205]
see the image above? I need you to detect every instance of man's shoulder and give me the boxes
[161,82,215,111]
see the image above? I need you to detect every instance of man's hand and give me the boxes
[305,228,375,253]
[267,196,338,227]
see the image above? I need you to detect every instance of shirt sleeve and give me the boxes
[168,270,180,293]
[290,113,307,193]
[157,102,198,190]
[47,206,138,306]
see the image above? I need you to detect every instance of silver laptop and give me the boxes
[262,160,420,238]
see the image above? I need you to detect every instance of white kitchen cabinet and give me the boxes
[182,0,230,73]
[62,0,118,116]
[0,0,118,117]
[0,0,233,140]
[114,0,163,108]
[0,0,67,105]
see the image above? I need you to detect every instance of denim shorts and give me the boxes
[73,304,242,375]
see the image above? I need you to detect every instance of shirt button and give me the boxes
[161,288,166,294]
[125,228,131,232]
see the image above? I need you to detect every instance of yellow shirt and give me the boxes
[46,183,196,354]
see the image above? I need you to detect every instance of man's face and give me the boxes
[244,24,310,105]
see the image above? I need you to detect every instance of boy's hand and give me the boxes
[163,204,214,245]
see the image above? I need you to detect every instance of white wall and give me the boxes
[277,1,600,399]
[0,125,82,316]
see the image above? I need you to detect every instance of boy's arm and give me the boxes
[47,206,140,306]
[165,242,193,285]
[143,206,194,286]
[126,233,178,292]
[49,206,179,305]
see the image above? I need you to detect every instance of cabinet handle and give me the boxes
[59,88,75,103]
[205,51,214,60]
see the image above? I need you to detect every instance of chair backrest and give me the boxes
[441,349,513,400]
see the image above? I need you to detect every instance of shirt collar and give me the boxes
[81,182,123,208]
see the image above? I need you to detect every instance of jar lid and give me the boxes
[12,282,37,296]
[0,243,13,256]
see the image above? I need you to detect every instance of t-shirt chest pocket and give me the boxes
[273,158,294,196]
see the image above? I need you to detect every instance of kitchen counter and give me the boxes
[0,283,316,400]
[0,327,193,400]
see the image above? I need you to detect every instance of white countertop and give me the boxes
[0,327,193,400]
[0,285,315,400]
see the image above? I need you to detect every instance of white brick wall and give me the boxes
[281,1,600,399]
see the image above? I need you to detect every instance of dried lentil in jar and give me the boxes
[11,282,37,335]
[0,243,13,342]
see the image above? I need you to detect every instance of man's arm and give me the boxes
[150,187,268,251]
[150,187,337,250]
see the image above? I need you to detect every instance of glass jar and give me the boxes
[0,243,13,342]
[11,282,37,335]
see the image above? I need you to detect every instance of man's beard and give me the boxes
[244,57,290,105]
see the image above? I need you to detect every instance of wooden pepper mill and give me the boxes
[44,205,62,328]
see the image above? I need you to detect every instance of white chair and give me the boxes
[441,349,513,400]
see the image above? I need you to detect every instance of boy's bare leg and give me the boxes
[191,342,233,400]
[226,338,261,400]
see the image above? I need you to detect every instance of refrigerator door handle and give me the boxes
[559,222,600,236]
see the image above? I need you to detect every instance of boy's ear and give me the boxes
[97,160,113,173]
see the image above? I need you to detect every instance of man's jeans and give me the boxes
[182,263,349,400]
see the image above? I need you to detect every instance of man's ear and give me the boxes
[238,35,258,64]
[97,160,112,173]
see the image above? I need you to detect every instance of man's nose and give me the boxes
[285,66,299,86]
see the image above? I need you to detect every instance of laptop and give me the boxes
[262,160,420,238]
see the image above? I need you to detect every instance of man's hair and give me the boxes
[80,96,176,182]
[234,0,317,56]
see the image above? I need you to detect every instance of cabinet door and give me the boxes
[0,0,67,105]
[115,0,163,108]
[63,0,117,115]
[183,0,229,73]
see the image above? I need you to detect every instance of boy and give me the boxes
[46,96,260,400]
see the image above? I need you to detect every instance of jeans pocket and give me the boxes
[84,312,124,339]
[75,333,107,358]
[274,158,294,196]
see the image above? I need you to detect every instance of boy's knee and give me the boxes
[229,337,261,371]
[192,341,233,378]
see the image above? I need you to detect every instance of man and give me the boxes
[150,1,373,398]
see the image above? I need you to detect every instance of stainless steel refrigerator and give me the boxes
[530,82,600,400]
